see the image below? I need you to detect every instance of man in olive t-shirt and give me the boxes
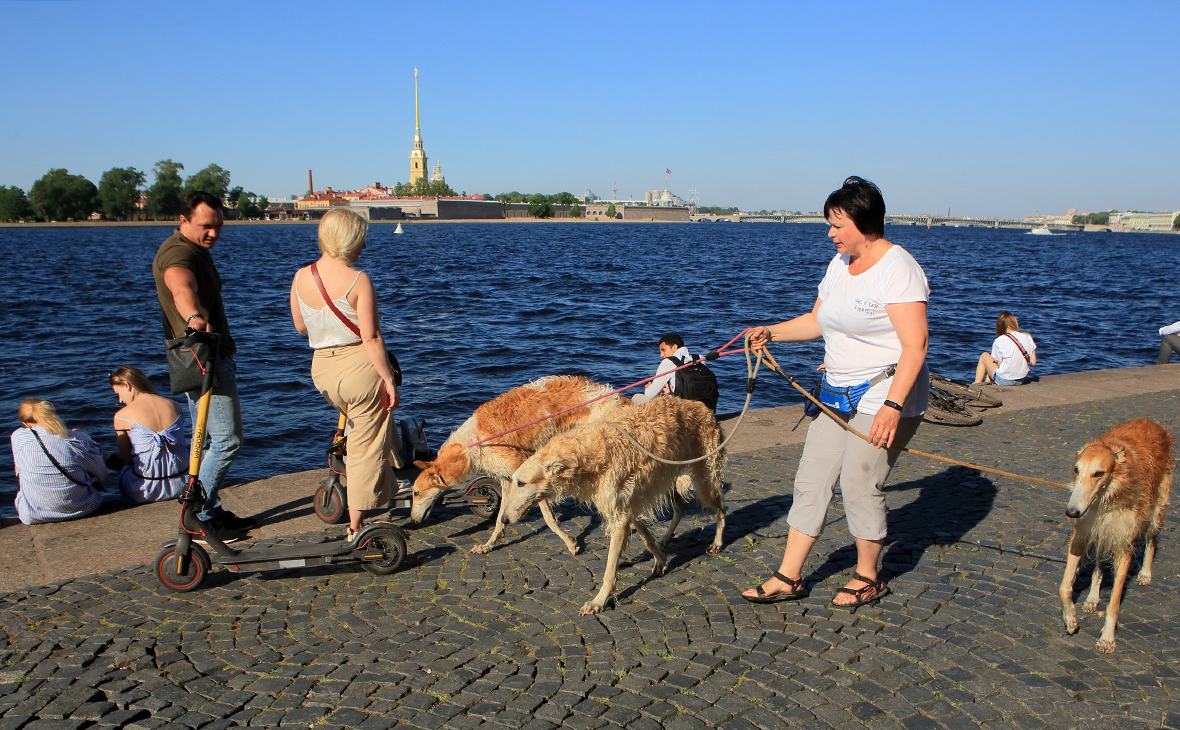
[152,191,255,541]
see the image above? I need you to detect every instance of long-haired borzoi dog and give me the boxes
[1060,418,1173,653]
[410,375,629,554]
[504,397,727,615]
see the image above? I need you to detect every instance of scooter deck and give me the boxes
[211,539,359,572]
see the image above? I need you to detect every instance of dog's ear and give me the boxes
[413,460,432,470]
[1110,444,1126,464]
[544,460,571,479]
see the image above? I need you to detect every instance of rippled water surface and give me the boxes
[1,222,1176,516]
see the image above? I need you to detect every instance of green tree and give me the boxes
[606,202,616,218]
[570,202,581,218]
[145,159,185,219]
[0,185,32,222]
[427,179,457,197]
[184,163,231,201]
[28,168,98,221]
[98,167,146,220]
[552,192,577,206]
[528,201,554,218]
[227,186,245,206]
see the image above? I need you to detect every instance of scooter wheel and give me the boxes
[314,476,348,524]
[468,477,502,520]
[359,526,407,575]
[154,544,211,593]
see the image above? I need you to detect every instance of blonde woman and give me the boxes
[974,311,1037,386]
[110,367,187,504]
[10,398,106,524]
[290,209,400,540]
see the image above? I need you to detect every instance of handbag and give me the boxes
[163,312,219,395]
[803,365,897,417]
[309,262,402,386]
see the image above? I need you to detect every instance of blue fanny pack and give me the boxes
[804,365,897,418]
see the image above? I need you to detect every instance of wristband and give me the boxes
[185,312,206,324]
[882,399,903,412]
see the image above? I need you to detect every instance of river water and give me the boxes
[1,222,1176,517]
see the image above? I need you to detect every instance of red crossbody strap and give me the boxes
[1005,333,1031,363]
[309,262,362,338]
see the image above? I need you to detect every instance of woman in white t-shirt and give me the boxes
[973,312,1036,386]
[742,176,929,611]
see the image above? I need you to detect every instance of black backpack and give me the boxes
[667,355,719,412]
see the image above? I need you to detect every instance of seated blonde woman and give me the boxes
[110,367,187,504]
[974,311,1037,386]
[10,398,106,525]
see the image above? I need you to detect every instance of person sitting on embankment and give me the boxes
[109,366,187,505]
[1158,320,1180,364]
[10,398,106,525]
[974,311,1036,386]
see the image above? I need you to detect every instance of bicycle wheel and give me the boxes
[930,374,1002,407]
[923,402,983,427]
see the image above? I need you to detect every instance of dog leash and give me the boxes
[756,349,1072,491]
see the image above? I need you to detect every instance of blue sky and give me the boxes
[2,1,1177,217]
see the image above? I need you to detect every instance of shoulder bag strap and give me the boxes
[309,262,362,338]
[1004,333,1031,363]
[28,429,93,488]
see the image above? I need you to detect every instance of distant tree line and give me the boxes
[391,178,457,197]
[1072,211,1112,226]
[694,206,739,215]
[491,191,581,219]
[0,161,268,222]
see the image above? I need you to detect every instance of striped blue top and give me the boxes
[10,426,107,525]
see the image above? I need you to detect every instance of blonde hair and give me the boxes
[18,398,67,438]
[109,366,156,397]
[317,209,368,266]
[996,311,1020,336]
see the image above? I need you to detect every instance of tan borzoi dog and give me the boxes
[504,397,727,615]
[410,375,629,554]
[1060,418,1173,653]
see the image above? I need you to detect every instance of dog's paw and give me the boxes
[567,545,581,556]
[1082,601,1099,613]
[1063,615,1078,634]
[1136,573,1152,586]
[579,599,608,615]
[1095,637,1116,653]
[469,544,492,555]
[706,544,722,555]
[651,559,668,578]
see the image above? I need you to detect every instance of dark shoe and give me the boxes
[742,570,808,603]
[831,572,890,612]
[218,510,258,531]
[192,516,245,545]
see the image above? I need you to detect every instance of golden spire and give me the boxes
[414,68,421,142]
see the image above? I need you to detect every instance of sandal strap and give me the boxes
[836,573,884,598]
[853,572,883,589]
[772,570,804,592]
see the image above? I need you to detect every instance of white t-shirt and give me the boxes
[643,346,691,399]
[816,246,930,417]
[991,331,1036,381]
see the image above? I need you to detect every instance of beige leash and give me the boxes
[757,348,1073,491]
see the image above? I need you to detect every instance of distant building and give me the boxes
[644,188,689,207]
[409,69,428,186]
[1110,211,1179,231]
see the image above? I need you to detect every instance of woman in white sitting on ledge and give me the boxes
[974,311,1037,386]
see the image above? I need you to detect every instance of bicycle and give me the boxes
[923,373,1003,427]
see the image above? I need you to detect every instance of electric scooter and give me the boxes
[154,331,409,593]
[314,411,502,525]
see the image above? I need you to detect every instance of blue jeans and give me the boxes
[991,372,1022,386]
[185,356,243,521]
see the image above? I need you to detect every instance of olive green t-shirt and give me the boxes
[152,230,236,357]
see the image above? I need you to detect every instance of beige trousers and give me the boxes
[311,344,398,511]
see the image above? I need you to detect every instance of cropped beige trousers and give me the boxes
[788,411,922,541]
[311,343,397,511]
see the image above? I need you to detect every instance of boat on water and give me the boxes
[394,223,404,235]
[1027,224,1059,236]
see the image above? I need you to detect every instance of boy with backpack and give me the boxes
[632,333,719,412]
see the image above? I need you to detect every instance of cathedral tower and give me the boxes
[409,68,428,186]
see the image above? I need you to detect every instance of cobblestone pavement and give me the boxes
[1,392,1178,730]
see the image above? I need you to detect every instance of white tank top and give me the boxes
[296,270,365,349]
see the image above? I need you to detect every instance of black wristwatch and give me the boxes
[882,399,903,412]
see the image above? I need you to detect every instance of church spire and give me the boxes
[409,68,428,185]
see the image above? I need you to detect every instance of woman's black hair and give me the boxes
[823,176,885,238]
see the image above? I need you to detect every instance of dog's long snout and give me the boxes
[1065,506,1083,519]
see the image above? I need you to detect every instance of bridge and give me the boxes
[693,212,1083,231]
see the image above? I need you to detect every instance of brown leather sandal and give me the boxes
[743,570,808,603]
[831,572,890,612]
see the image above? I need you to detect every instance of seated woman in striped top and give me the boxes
[110,366,187,504]
[10,398,106,525]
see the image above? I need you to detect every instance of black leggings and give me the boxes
[1159,334,1180,365]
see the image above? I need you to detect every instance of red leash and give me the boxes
[463,329,755,449]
